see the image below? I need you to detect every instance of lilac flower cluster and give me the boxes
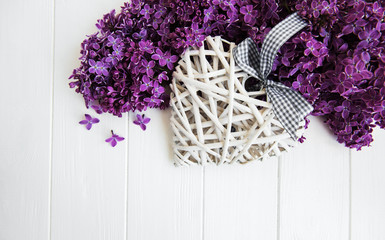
[70,0,385,149]
[69,0,283,117]
[69,2,179,117]
[275,0,385,149]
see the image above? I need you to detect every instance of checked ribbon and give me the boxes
[233,12,314,140]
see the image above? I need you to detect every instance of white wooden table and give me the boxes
[1,1,385,239]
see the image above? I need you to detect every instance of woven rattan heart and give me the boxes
[170,36,305,166]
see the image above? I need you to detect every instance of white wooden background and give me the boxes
[1,1,385,239]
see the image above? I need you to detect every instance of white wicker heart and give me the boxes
[170,36,305,166]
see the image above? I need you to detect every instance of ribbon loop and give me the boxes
[233,38,262,82]
[233,12,313,140]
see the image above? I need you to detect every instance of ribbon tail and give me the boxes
[286,87,314,120]
[266,81,313,140]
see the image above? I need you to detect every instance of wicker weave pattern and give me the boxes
[170,36,305,166]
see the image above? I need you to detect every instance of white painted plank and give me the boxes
[127,109,203,240]
[279,116,350,240]
[204,160,278,240]
[351,128,385,240]
[51,1,127,240]
[0,1,53,240]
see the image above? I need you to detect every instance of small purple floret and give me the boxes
[105,130,125,147]
[133,114,151,131]
[79,114,100,130]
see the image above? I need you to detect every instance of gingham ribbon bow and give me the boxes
[233,13,313,140]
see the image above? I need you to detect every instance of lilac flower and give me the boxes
[152,81,165,97]
[335,101,351,119]
[106,46,123,66]
[157,27,170,42]
[105,130,125,147]
[318,100,337,115]
[133,114,151,130]
[157,71,169,83]
[302,60,317,72]
[89,59,108,76]
[138,40,154,54]
[139,75,153,92]
[333,72,353,94]
[107,36,122,48]
[369,2,384,17]
[89,60,109,76]
[151,48,165,62]
[320,1,334,14]
[360,49,371,63]
[343,65,362,84]
[203,7,215,23]
[292,74,308,93]
[130,52,141,64]
[185,31,196,46]
[212,0,227,9]
[79,114,100,130]
[140,4,154,19]
[154,5,167,18]
[88,59,98,74]
[163,53,179,70]
[240,5,257,25]
[106,53,118,65]
[354,61,373,80]
[132,29,147,40]
[303,85,320,104]
[224,0,236,9]
[358,29,381,48]
[152,49,178,70]
[164,13,175,24]
[144,96,162,107]
[140,59,155,77]
[341,19,367,36]
[152,18,163,29]
[194,34,206,48]
[191,23,204,35]
[97,62,109,76]
[304,40,322,57]
[112,45,124,59]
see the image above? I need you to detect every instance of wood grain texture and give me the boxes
[204,160,278,240]
[0,1,53,240]
[279,116,350,240]
[51,1,128,240]
[127,109,204,240]
[351,128,385,240]
[2,0,385,239]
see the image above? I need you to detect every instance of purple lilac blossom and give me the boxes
[79,114,100,130]
[105,130,125,147]
[70,0,385,150]
[133,114,151,130]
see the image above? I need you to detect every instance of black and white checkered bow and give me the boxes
[233,12,314,140]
